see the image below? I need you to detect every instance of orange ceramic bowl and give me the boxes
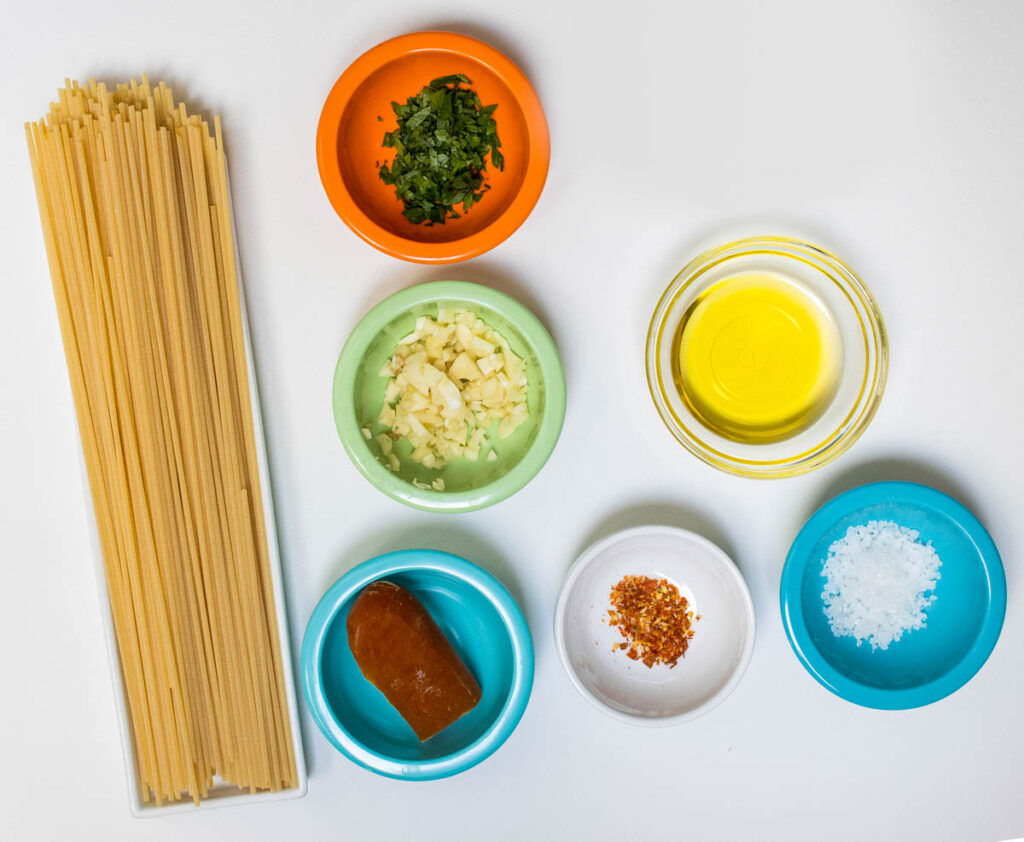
[317,32,550,264]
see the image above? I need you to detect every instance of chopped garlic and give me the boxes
[449,352,482,382]
[434,375,464,411]
[376,309,529,470]
[477,352,503,375]
[469,336,495,357]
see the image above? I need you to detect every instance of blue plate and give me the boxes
[781,482,1005,709]
[301,550,533,779]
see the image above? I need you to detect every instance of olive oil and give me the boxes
[673,273,842,443]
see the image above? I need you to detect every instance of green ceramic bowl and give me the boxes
[333,281,566,512]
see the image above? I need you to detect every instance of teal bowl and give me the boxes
[333,281,566,513]
[301,550,534,779]
[781,482,1006,709]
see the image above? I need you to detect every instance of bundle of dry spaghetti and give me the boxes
[26,77,297,805]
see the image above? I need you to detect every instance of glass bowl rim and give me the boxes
[645,235,888,478]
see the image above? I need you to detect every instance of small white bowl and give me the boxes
[554,525,755,726]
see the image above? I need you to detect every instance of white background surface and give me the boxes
[1,1,1022,840]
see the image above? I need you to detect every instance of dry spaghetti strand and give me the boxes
[25,77,298,805]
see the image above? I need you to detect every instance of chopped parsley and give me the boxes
[378,74,504,225]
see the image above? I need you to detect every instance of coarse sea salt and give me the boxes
[821,520,942,650]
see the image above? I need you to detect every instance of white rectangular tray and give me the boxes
[77,206,307,816]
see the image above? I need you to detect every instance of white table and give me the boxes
[2,1,1022,840]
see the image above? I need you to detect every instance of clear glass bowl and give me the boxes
[646,236,888,478]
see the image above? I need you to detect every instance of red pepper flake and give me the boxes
[607,575,696,668]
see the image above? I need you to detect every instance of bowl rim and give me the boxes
[300,549,535,780]
[333,280,566,513]
[316,30,550,264]
[645,235,889,478]
[780,481,1007,710]
[553,524,756,727]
